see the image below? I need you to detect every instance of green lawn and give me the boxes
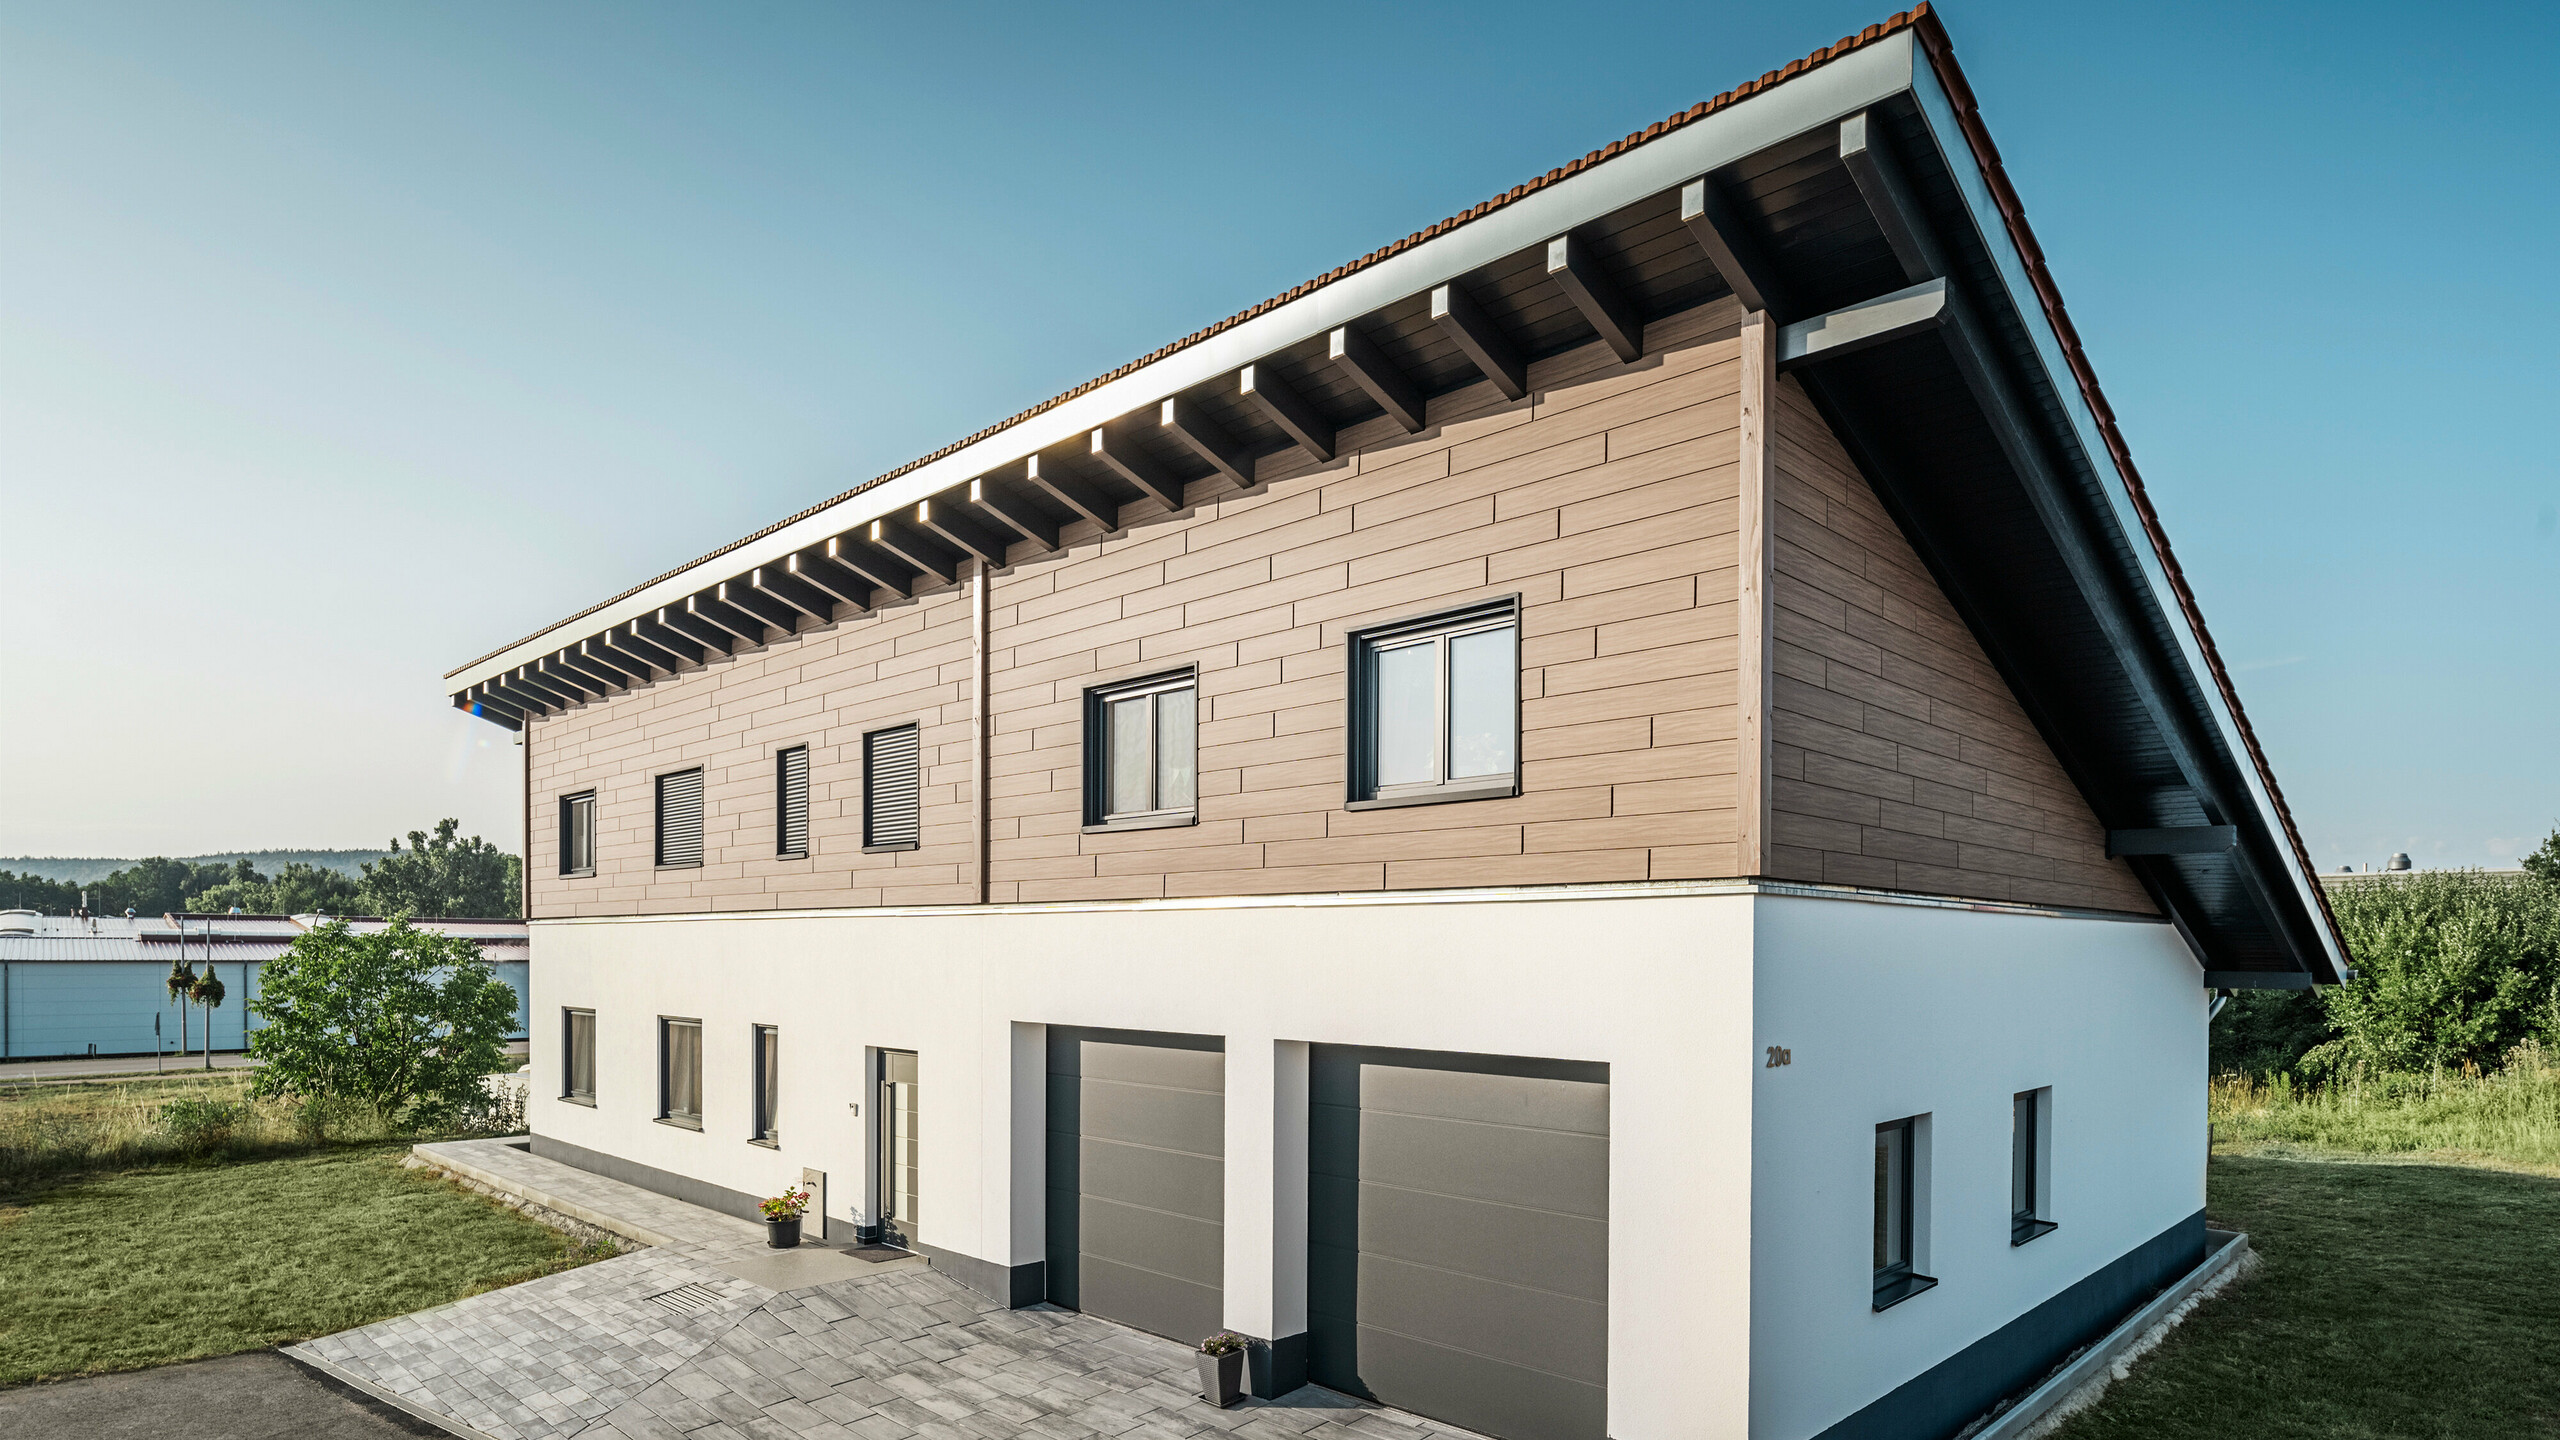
[0,1143,608,1387]
[2054,1149,2560,1438]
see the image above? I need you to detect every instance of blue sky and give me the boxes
[2,1,2551,867]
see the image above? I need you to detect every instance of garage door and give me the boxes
[1046,1027,1225,1342]
[1310,1046,1609,1440]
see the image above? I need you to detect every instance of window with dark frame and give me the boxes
[776,746,810,859]
[660,1017,702,1128]
[558,792,596,877]
[1083,670,1197,829]
[1348,598,1520,809]
[752,1025,779,1144]
[1874,1115,1936,1310]
[2012,1088,2056,1245]
[656,768,704,868]
[863,724,921,851]
[562,1008,595,1103]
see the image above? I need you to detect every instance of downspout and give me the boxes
[971,557,991,905]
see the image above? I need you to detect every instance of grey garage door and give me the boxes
[1310,1046,1609,1440]
[1046,1027,1225,1343]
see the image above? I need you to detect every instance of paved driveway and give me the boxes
[0,1351,445,1439]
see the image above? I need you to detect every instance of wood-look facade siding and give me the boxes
[521,302,2151,919]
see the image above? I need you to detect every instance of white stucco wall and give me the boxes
[1746,894,2205,1440]
[527,885,1758,1440]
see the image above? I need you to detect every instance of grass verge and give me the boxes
[0,1143,609,1387]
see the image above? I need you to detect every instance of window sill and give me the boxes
[1872,1272,1939,1312]
[2012,1219,2058,1247]
[559,869,595,880]
[558,1094,596,1108]
[748,1136,779,1150]
[1082,812,1199,836]
[654,863,703,872]
[1347,778,1519,812]
[777,850,808,862]
[862,842,919,855]
[654,1115,702,1132]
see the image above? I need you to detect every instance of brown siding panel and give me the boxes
[1761,378,2154,915]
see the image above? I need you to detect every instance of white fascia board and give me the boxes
[449,36,1916,693]
[1907,60,2347,977]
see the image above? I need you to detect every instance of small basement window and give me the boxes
[2013,1087,2056,1245]
[1083,670,1197,831]
[1348,598,1519,809]
[562,1008,595,1105]
[1874,1114,1937,1310]
[659,1017,702,1129]
[752,1024,780,1145]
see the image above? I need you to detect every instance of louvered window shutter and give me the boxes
[656,768,704,867]
[864,725,921,849]
[777,746,810,857]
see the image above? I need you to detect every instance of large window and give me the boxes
[562,1008,595,1104]
[558,792,596,877]
[776,746,811,859]
[659,1017,702,1128]
[752,1025,780,1145]
[2012,1088,2056,1245]
[1349,598,1519,808]
[1873,1115,1935,1310]
[656,768,704,868]
[1083,671,1197,830]
[863,724,921,851]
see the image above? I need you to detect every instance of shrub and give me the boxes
[248,916,517,1131]
[155,1099,246,1155]
[2307,870,2560,1077]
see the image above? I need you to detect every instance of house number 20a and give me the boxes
[1764,1045,1793,1068]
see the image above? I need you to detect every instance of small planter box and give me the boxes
[766,1215,802,1249]
[1196,1347,1244,1408]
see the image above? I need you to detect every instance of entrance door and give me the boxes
[878,1050,920,1249]
[1308,1045,1610,1440]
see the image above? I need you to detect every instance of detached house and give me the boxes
[445,9,2341,1439]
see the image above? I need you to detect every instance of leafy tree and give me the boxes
[247,917,516,1131]
[0,870,80,913]
[358,820,520,919]
[2526,828,2560,891]
[2304,869,2560,1076]
[188,965,227,1070]
[186,860,365,916]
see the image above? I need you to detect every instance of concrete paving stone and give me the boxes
[844,1414,919,1440]
[810,1391,876,1424]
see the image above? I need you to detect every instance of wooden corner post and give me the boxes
[1736,311,1777,876]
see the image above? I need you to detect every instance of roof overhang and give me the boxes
[442,6,2345,985]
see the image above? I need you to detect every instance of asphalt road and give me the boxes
[0,1039,529,1085]
[0,1352,451,1439]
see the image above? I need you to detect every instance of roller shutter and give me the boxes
[1046,1027,1224,1343]
[1309,1046,1609,1440]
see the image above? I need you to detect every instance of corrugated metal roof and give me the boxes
[0,913,527,963]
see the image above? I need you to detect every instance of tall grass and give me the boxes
[0,1069,525,1191]
[2209,1040,2560,1170]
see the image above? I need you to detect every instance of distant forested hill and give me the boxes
[0,850,388,885]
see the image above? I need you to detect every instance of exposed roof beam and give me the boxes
[533,657,601,703]
[786,550,872,611]
[1679,176,1791,317]
[719,578,800,633]
[2107,826,2238,858]
[1239,362,1335,462]
[916,497,1010,565]
[868,516,961,587]
[457,686,527,728]
[1546,232,1642,363]
[1430,281,1526,400]
[1093,424,1189,508]
[1158,397,1249,490]
[1778,277,1946,367]
[655,603,738,656]
[572,638,646,686]
[505,666,578,710]
[1838,111,1933,285]
[821,535,916,601]
[969,476,1059,553]
[752,565,838,622]
[1025,453,1118,533]
[1328,324,1425,433]
[608,621,690,673]
[686,593,768,647]
[548,646,628,693]
[476,677,552,718]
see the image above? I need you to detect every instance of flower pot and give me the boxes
[1196,1347,1245,1408]
[766,1215,802,1249]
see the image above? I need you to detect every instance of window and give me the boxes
[562,1008,595,1104]
[558,792,596,877]
[863,724,921,851]
[776,746,810,859]
[1083,671,1197,830]
[752,1025,780,1144]
[659,1017,702,1128]
[2012,1088,2056,1245]
[656,768,704,868]
[1874,1115,1936,1310]
[1349,598,1519,808]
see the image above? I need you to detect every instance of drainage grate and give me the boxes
[642,1282,727,1316]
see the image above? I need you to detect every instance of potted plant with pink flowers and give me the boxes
[1196,1331,1247,1408]
[759,1187,810,1249]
